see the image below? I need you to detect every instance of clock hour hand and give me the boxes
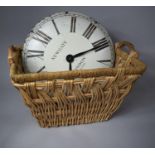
[69,62,72,70]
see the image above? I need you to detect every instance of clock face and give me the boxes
[22,11,115,73]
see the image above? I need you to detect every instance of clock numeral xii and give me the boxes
[70,16,76,33]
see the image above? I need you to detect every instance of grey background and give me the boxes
[0,6,155,148]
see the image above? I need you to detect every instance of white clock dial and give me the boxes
[22,11,115,73]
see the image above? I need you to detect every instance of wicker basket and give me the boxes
[8,41,146,128]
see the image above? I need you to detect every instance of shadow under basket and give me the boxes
[8,41,146,128]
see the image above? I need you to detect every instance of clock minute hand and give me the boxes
[66,44,103,65]
[73,45,102,58]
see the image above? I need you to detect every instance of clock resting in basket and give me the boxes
[8,11,146,128]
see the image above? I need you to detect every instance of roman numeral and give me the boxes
[52,19,60,35]
[32,30,52,45]
[97,59,111,66]
[27,54,44,58]
[83,23,96,39]
[27,50,44,60]
[97,59,111,63]
[27,50,44,54]
[37,66,45,73]
[36,30,52,42]
[92,38,109,52]
[70,16,76,32]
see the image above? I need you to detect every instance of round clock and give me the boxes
[22,11,115,73]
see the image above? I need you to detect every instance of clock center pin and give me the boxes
[66,54,74,63]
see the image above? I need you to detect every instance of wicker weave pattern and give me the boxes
[8,41,146,128]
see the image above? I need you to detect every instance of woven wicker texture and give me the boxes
[8,41,146,128]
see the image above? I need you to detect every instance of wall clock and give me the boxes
[22,11,115,73]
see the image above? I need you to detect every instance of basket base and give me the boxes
[36,113,112,128]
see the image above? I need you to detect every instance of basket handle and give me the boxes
[8,46,16,66]
[115,41,139,58]
[8,45,22,66]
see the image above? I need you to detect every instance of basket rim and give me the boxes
[8,41,147,83]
